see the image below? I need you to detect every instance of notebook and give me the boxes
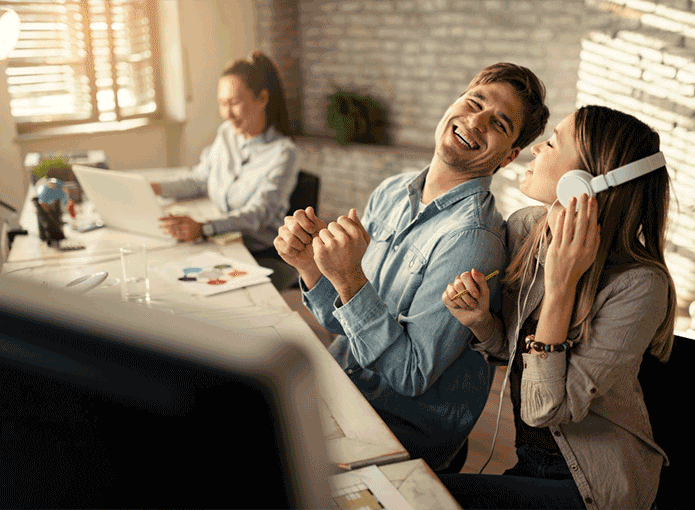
[72,165,186,239]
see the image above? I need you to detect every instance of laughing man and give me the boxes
[274,63,549,471]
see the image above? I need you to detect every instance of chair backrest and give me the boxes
[288,170,320,216]
[638,333,694,509]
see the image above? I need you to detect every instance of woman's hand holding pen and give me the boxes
[443,268,496,341]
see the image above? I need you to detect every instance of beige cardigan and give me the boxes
[474,206,669,510]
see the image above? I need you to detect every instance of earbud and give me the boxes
[556,152,666,208]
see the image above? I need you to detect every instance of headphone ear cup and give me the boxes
[556,170,595,208]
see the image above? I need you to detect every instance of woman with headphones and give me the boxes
[439,105,675,509]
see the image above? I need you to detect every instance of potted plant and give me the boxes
[326,88,388,145]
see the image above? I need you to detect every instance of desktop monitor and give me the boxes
[0,276,330,508]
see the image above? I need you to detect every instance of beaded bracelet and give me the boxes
[524,334,575,359]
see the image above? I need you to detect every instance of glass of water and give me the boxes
[119,243,150,302]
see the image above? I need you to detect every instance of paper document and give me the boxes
[150,251,273,296]
[329,465,414,510]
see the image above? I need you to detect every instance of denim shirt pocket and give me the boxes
[363,225,396,280]
[396,248,427,311]
[406,249,426,278]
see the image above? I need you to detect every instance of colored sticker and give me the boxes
[178,276,197,282]
[214,264,232,269]
[207,278,227,285]
[228,269,248,278]
[182,267,202,275]
[197,270,221,279]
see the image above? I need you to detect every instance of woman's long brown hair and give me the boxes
[503,105,675,361]
[222,50,293,138]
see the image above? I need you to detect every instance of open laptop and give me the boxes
[72,165,208,239]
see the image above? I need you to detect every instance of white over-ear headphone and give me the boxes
[556,151,666,208]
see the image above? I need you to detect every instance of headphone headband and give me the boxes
[556,151,666,208]
[590,151,666,193]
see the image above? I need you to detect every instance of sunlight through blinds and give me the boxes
[0,0,158,128]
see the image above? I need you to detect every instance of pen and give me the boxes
[452,270,499,300]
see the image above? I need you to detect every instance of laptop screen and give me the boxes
[72,165,171,239]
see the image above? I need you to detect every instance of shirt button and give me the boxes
[553,430,561,436]
[590,388,597,394]
[347,369,354,375]
[571,464,578,471]
[394,245,399,251]
[585,497,594,505]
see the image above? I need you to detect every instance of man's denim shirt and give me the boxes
[302,168,507,465]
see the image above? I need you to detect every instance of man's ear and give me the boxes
[501,147,521,167]
[493,147,521,174]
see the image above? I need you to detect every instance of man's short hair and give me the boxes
[467,63,550,151]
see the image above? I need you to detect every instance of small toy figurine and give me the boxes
[33,177,73,247]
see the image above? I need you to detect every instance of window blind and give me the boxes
[0,0,159,131]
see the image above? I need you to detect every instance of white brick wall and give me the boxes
[257,0,695,324]
[296,137,433,221]
[297,0,584,146]
[579,0,695,316]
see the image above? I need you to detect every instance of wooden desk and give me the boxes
[4,208,409,471]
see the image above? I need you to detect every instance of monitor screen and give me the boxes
[0,276,330,508]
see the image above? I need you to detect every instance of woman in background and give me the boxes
[439,105,675,509]
[152,50,298,255]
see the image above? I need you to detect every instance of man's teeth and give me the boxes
[453,127,478,150]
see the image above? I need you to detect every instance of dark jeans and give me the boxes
[438,444,586,510]
[375,408,469,472]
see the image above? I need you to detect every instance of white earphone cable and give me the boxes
[477,200,558,474]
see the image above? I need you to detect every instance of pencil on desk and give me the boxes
[452,270,499,300]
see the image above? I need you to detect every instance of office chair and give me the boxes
[638,333,693,509]
[288,170,320,215]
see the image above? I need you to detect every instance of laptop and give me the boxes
[72,165,181,239]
